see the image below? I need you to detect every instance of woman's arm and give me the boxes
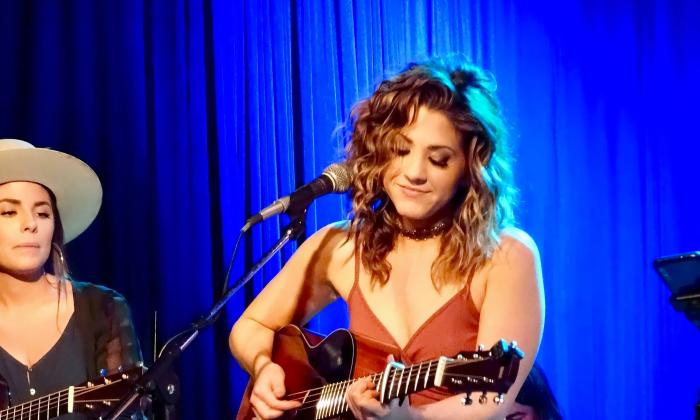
[229,223,350,418]
[229,222,347,373]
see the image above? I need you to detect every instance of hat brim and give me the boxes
[0,148,102,243]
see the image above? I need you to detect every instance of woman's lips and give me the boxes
[397,184,430,198]
[14,243,40,249]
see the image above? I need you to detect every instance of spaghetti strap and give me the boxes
[346,250,362,301]
[354,251,361,288]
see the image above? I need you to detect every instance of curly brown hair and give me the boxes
[345,56,517,288]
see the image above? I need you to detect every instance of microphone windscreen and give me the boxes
[323,162,353,192]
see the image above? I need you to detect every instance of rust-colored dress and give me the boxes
[347,257,480,406]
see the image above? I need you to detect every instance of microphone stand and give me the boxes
[106,211,308,419]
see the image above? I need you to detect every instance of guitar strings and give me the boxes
[0,378,129,418]
[289,362,442,410]
[293,371,495,416]
[287,357,489,413]
[3,358,492,417]
[285,357,469,401]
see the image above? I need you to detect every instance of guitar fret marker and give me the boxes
[434,357,450,387]
[388,370,395,400]
[423,361,431,388]
[387,361,404,402]
[397,366,405,398]
[414,363,421,391]
[67,386,74,413]
[379,365,392,405]
[405,364,412,395]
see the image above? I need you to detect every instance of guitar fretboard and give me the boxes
[0,387,73,420]
[291,358,442,419]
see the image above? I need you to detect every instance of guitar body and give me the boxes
[275,325,355,408]
[237,325,401,420]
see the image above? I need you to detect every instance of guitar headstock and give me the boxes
[439,340,523,402]
[72,366,146,416]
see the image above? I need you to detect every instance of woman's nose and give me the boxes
[402,153,427,184]
[21,214,38,233]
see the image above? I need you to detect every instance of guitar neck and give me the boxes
[292,357,443,419]
[0,387,75,419]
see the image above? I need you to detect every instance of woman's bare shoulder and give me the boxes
[294,220,355,270]
[302,221,356,292]
[306,221,353,249]
[494,226,540,263]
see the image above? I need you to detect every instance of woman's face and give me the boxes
[382,107,467,229]
[0,182,55,277]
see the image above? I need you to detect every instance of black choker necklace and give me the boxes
[398,219,451,241]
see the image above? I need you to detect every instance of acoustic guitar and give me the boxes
[0,366,145,419]
[237,325,523,419]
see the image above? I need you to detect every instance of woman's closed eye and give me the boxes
[429,156,449,167]
[0,210,17,216]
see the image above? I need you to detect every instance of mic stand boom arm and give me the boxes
[106,212,308,419]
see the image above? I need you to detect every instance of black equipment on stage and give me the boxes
[654,251,700,330]
[653,251,700,420]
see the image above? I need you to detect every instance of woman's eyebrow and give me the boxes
[0,198,51,207]
[397,133,456,153]
[427,145,455,153]
[396,133,413,144]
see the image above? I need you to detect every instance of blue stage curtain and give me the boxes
[1,0,699,418]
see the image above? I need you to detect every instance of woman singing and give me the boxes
[230,56,544,419]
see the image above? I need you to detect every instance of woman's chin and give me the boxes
[395,210,437,227]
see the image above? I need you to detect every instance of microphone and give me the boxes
[242,163,352,232]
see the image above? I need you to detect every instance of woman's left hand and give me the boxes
[345,356,420,420]
[345,377,390,419]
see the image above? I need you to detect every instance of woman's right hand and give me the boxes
[249,362,302,419]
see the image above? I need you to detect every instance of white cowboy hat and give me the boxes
[0,139,102,243]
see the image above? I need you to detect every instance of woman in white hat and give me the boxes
[0,139,142,414]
